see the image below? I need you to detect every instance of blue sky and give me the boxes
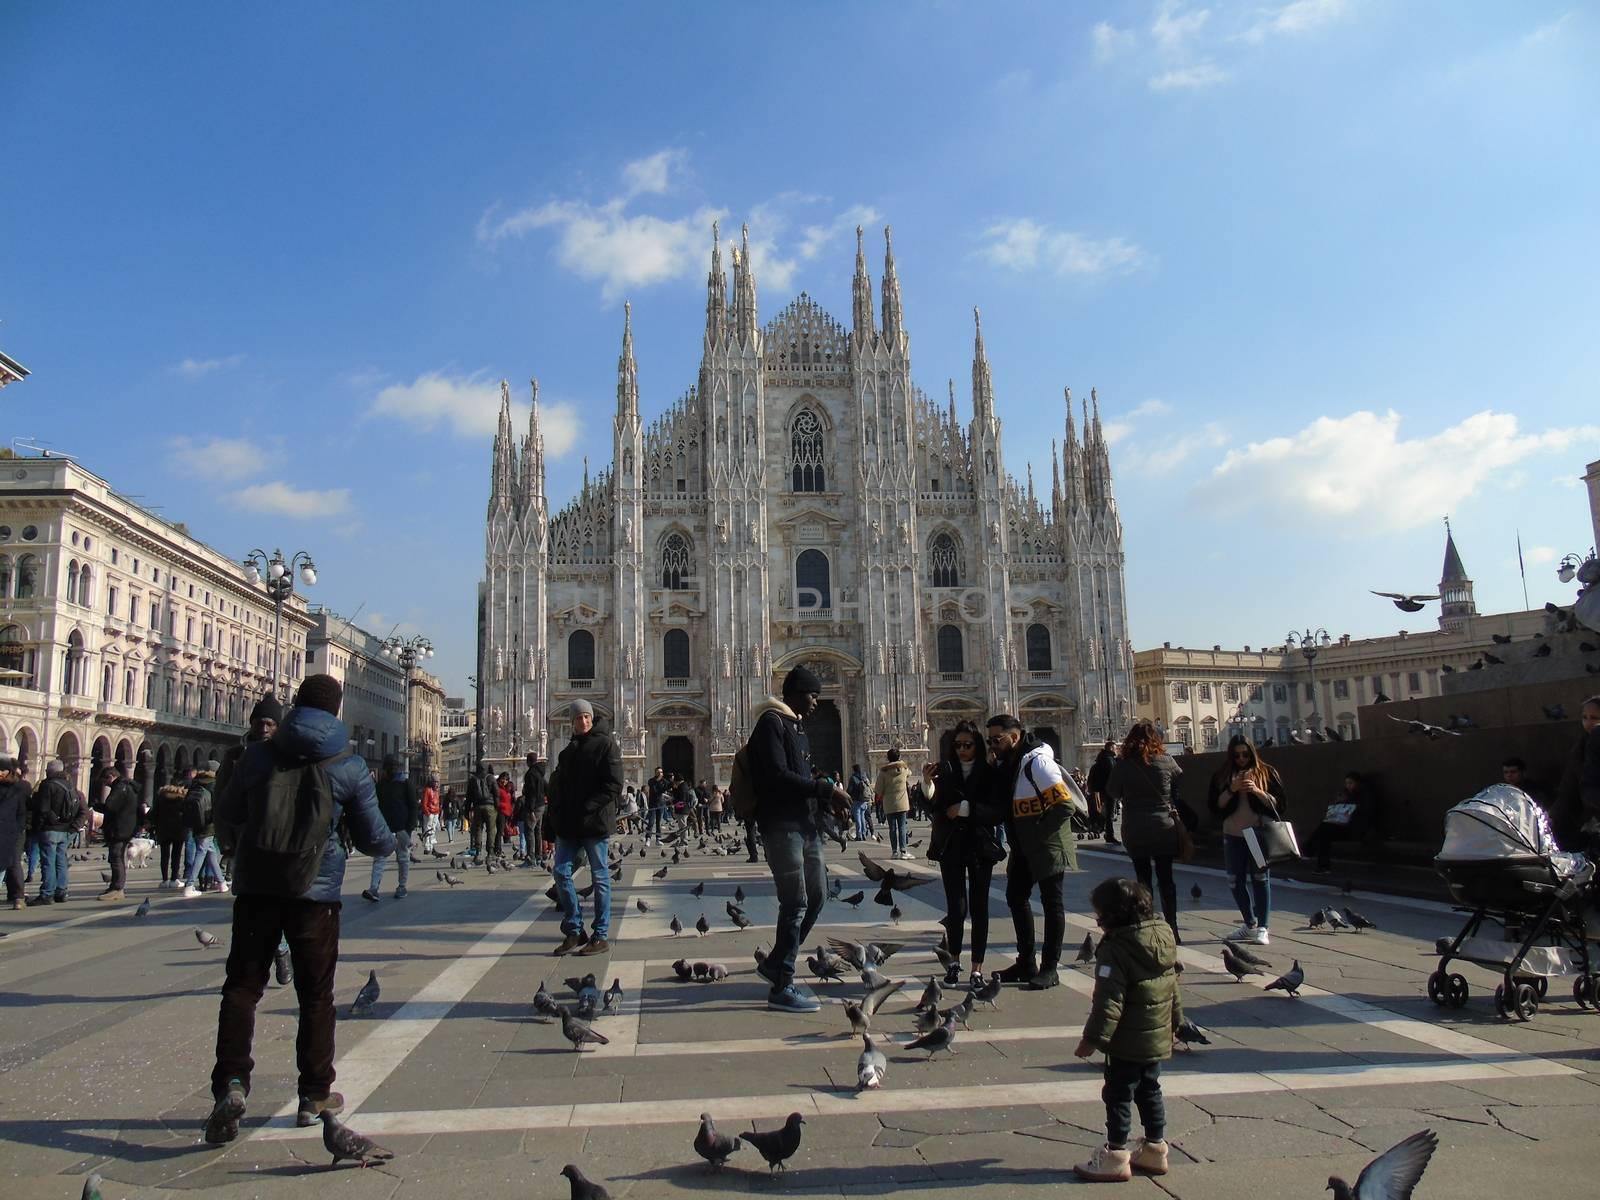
[3,1,1597,696]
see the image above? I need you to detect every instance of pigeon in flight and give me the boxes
[1373,691,1392,704]
[194,928,223,949]
[806,945,847,982]
[134,897,150,918]
[1221,945,1264,981]
[1175,1018,1211,1050]
[693,1112,741,1171]
[559,1006,610,1051]
[1386,715,1461,740]
[904,1014,958,1058]
[1492,632,1513,644]
[349,969,380,1017]
[1075,933,1095,963]
[695,913,710,936]
[669,915,683,936]
[1265,960,1305,997]
[862,976,906,1020]
[1343,907,1376,931]
[318,1111,394,1168]
[1370,591,1439,613]
[603,977,623,1013]
[1327,1128,1438,1200]
[742,1112,806,1172]
[857,1032,887,1090]
[559,1163,612,1199]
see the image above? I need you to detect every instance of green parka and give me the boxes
[1080,917,1184,1063]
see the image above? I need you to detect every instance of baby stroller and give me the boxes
[1429,785,1598,1021]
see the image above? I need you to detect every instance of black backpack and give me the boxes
[240,748,350,895]
[48,780,77,826]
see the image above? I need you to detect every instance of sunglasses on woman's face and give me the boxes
[954,741,977,751]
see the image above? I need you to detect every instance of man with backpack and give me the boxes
[467,760,496,860]
[741,665,851,1013]
[549,699,623,957]
[95,765,143,902]
[28,760,81,905]
[203,673,394,1145]
[519,753,546,867]
[181,761,228,898]
[364,756,418,901]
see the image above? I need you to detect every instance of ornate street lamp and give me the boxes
[1557,550,1597,586]
[1285,627,1331,735]
[382,634,434,776]
[242,548,317,701]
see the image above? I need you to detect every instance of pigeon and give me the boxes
[603,977,623,1013]
[1483,652,1505,666]
[1543,704,1567,721]
[559,1163,612,1199]
[575,977,602,1019]
[742,1112,805,1172]
[1326,908,1352,930]
[702,962,728,981]
[1224,940,1273,969]
[913,976,944,1013]
[1265,960,1305,997]
[134,897,150,918]
[971,972,1002,1008]
[1492,632,1513,644]
[729,909,752,930]
[1175,1018,1211,1050]
[1374,692,1392,704]
[1325,726,1344,742]
[1075,933,1095,963]
[690,881,705,898]
[194,928,223,949]
[861,966,891,990]
[1189,883,1202,900]
[350,969,380,1017]
[1440,664,1456,674]
[635,897,650,913]
[81,1175,103,1200]
[672,958,694,981]
[318,1111,394,1168]
[857,850,932,895]
[533,980,561,1020]
[485,860,496,875]
[1222,945,1264,981]
[1386,715,1461,740]
[1532,643,1553,659]
[1371,591,1439,613]
[844,999,870,1036]
[1328,1128,1438,1200]
[862,976,906,1019]
[857,1032,888,1089]
[693,1112,742,1171]
[695,913,710,936]
[827,877,843,900]
[1307,909,1329,930]
[889,904,903,926]
[939,993,975,1030]
[807,946,847,982]
[443,873,464,886]
[912,1005,942,1034]
[652,865,669,880]
[904,1014,958,1058]
[1344,907,1376,931]
[840,890,865,907]
[669,915,683,937]
[559,1006,610,1050]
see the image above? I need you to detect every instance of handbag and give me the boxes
[1172,810,1196,863]
[1244,816,1300,868]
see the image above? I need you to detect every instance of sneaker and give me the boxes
[767,984,822,1013]
[576,936,611,957]
[204,1079,247,1145]
[52,893,67,903]
[97,889,125,902]
[1227,923,1256,941]
[274,949,293,986]
[1247,927,1270,946]
[394,886,408,899]
[1129,1138,1169,1175]
[1074,1144,1133,1183]
[1026,967,1061,991]
[218,882,230,894]
[755,955,783,990]
[361,889,379,903]
[9,899,23,911]
[943,961,963,987]
[552,932,588,956]
[996,959,1039,985]
[181,886,203,899]
[27,895,52,907]
[296,1092,344,1128]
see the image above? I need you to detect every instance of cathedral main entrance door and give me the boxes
[807,700,843,780]
[661,736,695,781]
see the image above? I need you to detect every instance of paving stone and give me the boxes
[879,1104,1053,1136]
[1176,1115,1354,1162]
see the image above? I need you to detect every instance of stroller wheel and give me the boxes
[1427,971,1448,1006]
[1494,984,1508,1018]
[1574,976,1592,1009]
[1447,973,1470,1008]
[1533,976,1549,1000]
[1512,982,1538,1022]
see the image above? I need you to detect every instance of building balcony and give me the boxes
[98,700,156,725]
[660,678,698,691]
[930,671,973,687]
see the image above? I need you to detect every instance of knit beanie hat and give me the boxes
[296,673,344,715]
[571,698,594,719]
[782,664,823,697]
[249,693,285,724]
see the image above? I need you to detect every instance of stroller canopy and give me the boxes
[1437,784,1566,866]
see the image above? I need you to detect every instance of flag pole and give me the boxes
[1517,531,1529,609]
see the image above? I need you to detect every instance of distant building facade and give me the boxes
[407,667,445,780]
[304,608,404,769]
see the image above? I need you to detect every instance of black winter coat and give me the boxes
[467,771,495,811]
[31,776,79,834]
[550,730,624,840]
[927,758,1004,865]
[0,778,27,863]
[98,778,142,841]
[377,777,420,833]
[746,699,835,828]
[151,786,188,841]
[522,763,547,814]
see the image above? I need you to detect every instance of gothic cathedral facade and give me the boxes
[478,225,1131,784]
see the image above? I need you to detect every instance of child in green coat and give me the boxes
[1073,877,1184,1182]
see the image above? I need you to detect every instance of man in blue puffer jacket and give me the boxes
[202,673,395,1145]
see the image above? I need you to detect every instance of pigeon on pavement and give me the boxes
[971,972,1002,1008]
[443,873,464,887]
[1222,946,1264,981]
[1175,1018,1212,1050]
[741,1112,805,1172]
[734,884,745,903]
[693,1112,742,1171]
[1190,883,1202,900]
[1326,908,1352,930]
[940,993,975,1030]
[603,977,623,1013]
[669,915,683,936]
[904,1014,958,1058]
[533,980,561,1020]
[652,865,669,880]
[695,913,710,936]
[729,909,752,930]
[1075,933,1095,963]
[1328,1128,1438,1200]
[635,898,650,913]
[318,1111,394,1168]
[1265,960,1305,997]
[135,898,150,918]
[912,1006,942,1035]
[844,1000,869,1037]
[840,890,866,907]
[559,1006,610,1051]
[857,1032,888,1089]
[1224,941,1273,969]
[691,881,705,897]
[350,969,380,1017]
[194,928,223,949]
[890,904,903,926]
[1344,907,1376,931]
[913,977,943,1013]
[861,967,891,990]
[1308,909,1329,930]
[806,946,847,982]
[559,1163,612,1199]
[672,958,694,981]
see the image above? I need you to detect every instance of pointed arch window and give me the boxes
[790,409,826,492]
[661,532,693,590]
[662,629,690,680]
[795,549,831,609]
[567,630,595,681]
[936,624,965,674]
[1026,623,1052,671]
[929,532,960,588]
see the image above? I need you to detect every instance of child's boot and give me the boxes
[1130,1138,1169,1175]
[1074,1144,1132,1182]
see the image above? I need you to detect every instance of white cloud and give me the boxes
[170,354,245,378]
[167,435,271,481]
[1151,0,1211,53]
[1523,10,1574,48]
[1101,399,1176,445]
[1092,21,1136,62]
[1118,422,1229,474]
[229,481,352,520]
[1193,409,1600,532]
[1522,545,1560,566]
[1238,0,1349,44]
[1149,61,1231,90]
[620,148,686,198]
[978,219,1147,278]
[797,204,882,263]
[368,369,580,455]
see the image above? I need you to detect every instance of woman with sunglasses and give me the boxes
[1207,735,1286,946]
[923,721,1004,987]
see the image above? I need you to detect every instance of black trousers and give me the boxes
[1305,822,1356,869]
[159,837,184,881]
[106,839,129,890]
[212,895,342,1102]
[1004,853,1065,969]
[938,857,995,965]
[1103,1057,1165,1147]
[2,841,22,902]
[1130,853,1179,933]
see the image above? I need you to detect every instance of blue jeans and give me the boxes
[39,830,71,897]
[887,811,909,855]
[1222,834,1271,928]
[852,802,871,840]
[25,832,41,878]
[370,830,411,891]
[185,836,223,888]
[553,836,611,940]
[759,819,828,989]
[646,807,664,841]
